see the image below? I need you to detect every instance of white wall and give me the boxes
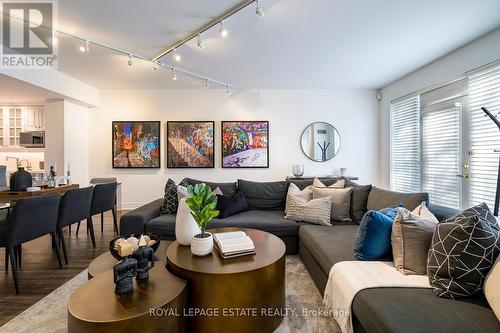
[64,100,90,186]
[89,89,379,209]
[379,28,500,188]
[44,100,65,175]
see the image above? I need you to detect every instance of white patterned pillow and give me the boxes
[285,189,332,225]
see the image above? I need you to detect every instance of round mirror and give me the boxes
[300,122,341,162]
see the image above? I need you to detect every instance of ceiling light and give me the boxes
[204,79,209,90]
[255,0,265,17]
[152,61,160,70]
[219,20,228,37]
[128,54,133,66]
[79,45,86,53]
[226,85,231,96]
[172,49,181,62]
[172,68,177,81]
[79,40,89,53]
[196,34,204,49]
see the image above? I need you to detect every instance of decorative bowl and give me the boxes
[109,233,161,260]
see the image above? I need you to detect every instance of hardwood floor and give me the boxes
[0,211,124,326]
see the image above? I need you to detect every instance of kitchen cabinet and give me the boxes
[0,105,44,148]
[24,105,44,131]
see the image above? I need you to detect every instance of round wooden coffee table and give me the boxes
[166,228,286,333]
[88,240,169,279]
[68,265,187,333]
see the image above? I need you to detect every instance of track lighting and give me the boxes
[219,20,228,37]
[128,54,133,66]
[226,85,231,96]
[172,68,177,81]
[196,34,204,49]
[204,78,209,90]
[79,40,90,53]
[255,0,264,17]
[172,49,181,62]
[152,61,160,70]
[79,45,86,53]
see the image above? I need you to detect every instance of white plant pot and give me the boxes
[175,198,201,246]
[191,232,213,256]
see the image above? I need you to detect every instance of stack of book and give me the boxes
[213,231,256,259]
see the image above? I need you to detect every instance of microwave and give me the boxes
[20,131,45,148]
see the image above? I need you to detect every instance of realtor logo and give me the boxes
[1,0,57,68]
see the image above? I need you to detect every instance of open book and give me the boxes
[213,231,256,259]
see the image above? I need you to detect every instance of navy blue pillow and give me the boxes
[216,191,249,219]
[353,207,399,260]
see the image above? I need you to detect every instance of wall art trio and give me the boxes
[112,120,269,169]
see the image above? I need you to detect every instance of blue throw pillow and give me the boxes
[353,207,399,260]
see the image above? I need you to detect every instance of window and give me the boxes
[391,62,500,210]
[390,95,421,193]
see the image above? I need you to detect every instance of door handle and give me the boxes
[456,173,469,179]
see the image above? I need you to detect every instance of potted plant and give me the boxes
[185,184,220,256]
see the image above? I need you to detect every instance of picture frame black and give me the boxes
[221,120,270,168]
[112,121,161,169]
[166,121,215,168]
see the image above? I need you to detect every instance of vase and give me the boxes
[10,167,33,191]
[175,198,201,246]
[292,164,304,177]
[191,232,213,256]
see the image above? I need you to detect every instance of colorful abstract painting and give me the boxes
[222,121,269,168]
[167,121,215,168]
[112,121,160,168]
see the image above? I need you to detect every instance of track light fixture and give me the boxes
[204,78,209,90]
[226,85,231,96]
[128,54,133,66]
[196,34,204,49]
[219,20,228,37]
[172,48,181,62]
[79,45,86,53]
[172,68,177,81]
[79,40,90,53]
[255,0,264,17]
[152,61,160,70]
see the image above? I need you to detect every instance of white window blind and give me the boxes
[468,64,500,209]
[391,96,421,193]
[421,101,461,209]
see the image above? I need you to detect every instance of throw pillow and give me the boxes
[285,196,332,225]
[285,183,312,212]
[313,178,345,189]
[350,184,372,223]
[237,179,288,210]
[353,207,399,260]
[216,191,249,219]
[412,201,438,223]
[160,178,188,215]
[392,207,438,275]
[427,203,500,299]
[312,184,352,222]
[484,256,500,320]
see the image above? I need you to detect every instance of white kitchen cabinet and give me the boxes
[24,105,44,131]
[0,105,44,148]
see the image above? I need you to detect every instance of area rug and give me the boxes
[1,256,339,333]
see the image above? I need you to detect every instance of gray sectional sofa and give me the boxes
[120,177,500,333]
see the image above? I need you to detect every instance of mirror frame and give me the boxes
[300,121,341,162]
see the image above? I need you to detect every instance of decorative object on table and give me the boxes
[175,198,201,245]
[427,203,500,299]
[26,186,41,192]
[292,164,304,177]
[213,231,256,259]
[109,233,160,260]
[132,235,155,282]
[221,121,269,168]
[167,121,215,168]
[340,167,348,177]
[113,242,137,294]
[185,184,220,256]
[9,167,33,191]
[112,121,160,168]
[300,122,341,162]
[481,107,500,216]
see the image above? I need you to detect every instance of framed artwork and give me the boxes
[221,121,269,168]
[112,121,161,168]
[167,121,215,168]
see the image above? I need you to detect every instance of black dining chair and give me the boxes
[77,182,118,235]
[57,187,94,264]
[0,195,62,294]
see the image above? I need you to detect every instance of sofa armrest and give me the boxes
[120,199,163,235]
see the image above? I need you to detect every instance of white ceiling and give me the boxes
[48,0,500,89]
[0,74,65,104]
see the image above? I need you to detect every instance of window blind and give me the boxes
[468,64,500,209]
[391,96,421,193]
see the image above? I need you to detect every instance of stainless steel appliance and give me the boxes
[19,131,45,148]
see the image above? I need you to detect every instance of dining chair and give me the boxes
[77,182,118,235]
[57,187,94,264]
[0,195,62,294]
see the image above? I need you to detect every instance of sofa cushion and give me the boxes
[298,224,359,275]
[352,287,500,333]
[312,185,352,222]
[186,178,237,197]
[367,186,429,211]
[354,209,397,260]
[238,179,287,210]
[146,210,298,238]
[216,191,248,219]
